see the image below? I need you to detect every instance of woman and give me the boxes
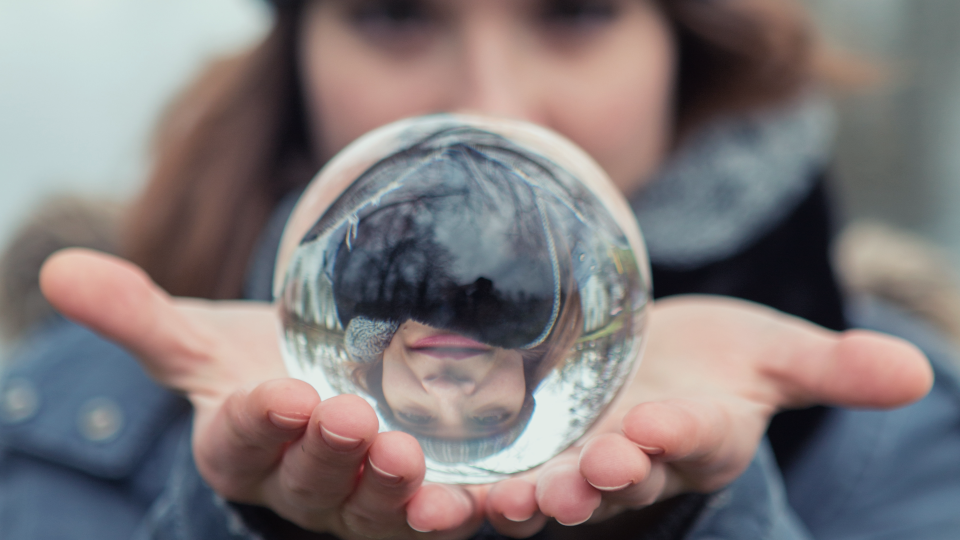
[1,1,954,539]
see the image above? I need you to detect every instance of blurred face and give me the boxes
[382,320,527,438]
[299,0,676,197]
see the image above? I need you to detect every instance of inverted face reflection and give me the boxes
[382,320,526,439]
[277,117,649,483]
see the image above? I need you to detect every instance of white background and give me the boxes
[0,0,269,246]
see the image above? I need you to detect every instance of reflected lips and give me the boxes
[410,334,492,360]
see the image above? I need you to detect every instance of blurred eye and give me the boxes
[397,410,435,425]
[539,0,620,28]
[349,0,435,34]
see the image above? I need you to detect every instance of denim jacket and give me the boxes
[2,294,960,539]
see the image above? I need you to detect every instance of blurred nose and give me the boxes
[450,13,542,124]
[423,374,477,397]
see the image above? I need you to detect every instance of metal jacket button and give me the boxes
[77,397,124,442]
[0,378,39,424]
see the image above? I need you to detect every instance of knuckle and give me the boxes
[622,485,659,507]
[223,393,269,449]
[280,471,324,501]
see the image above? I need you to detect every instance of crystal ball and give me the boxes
[274,115,651,484]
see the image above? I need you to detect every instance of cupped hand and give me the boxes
[484,295,934,536]
[40,248,484,540]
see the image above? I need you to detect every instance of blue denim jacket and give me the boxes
[2,295,959,539]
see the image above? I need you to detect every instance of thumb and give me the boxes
[775,328,934,410]
[40,248,212,389]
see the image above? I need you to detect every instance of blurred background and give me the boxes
[0,0,268,237]
[2,0,960,352]
[808,0,960,257]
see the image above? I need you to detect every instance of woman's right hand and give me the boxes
[39,248,486,540]
[482,295,934,537]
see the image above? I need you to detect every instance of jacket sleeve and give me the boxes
[686,297,960,540]
[0,320,190,539]
[0,319,323,540]
[134,427,342,540]
[6,298,960,540]
[683,440,815,540]
[133,428,263,540]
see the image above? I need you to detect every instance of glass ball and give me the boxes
[274,115,651,484]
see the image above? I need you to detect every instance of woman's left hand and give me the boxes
[482,295,934,536]
[40,248,488,539]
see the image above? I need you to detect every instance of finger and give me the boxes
[579,433,651,492]
[771,328,934,409]
[536,456,602,526]
[39,249,211,387]
[622,400,727,460]
[578,433,667,508]
[653,296,933,410]
[267,393,379,521]
[406,484,483,538]
[195,378,320,502]
[341,431,428,537]
[621,400,748,494]
[486,478,548,538]
[599,461,667,508]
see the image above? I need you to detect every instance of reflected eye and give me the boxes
[397,410,435,425]
[472,410,513,427]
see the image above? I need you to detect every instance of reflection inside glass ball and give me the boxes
[276,116,650,483]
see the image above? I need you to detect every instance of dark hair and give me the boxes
[122,0,819,300]
[663,0,816,137]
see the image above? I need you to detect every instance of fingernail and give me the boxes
[268,412,309,430]
[504,510,534,523]
[407,519,433,533]
[637,445,664,455]
[319,425,363,451]
[586,480,633,492]
[556,514,592,526]
[367,457,403,485]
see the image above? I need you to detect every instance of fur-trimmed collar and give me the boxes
[633,94,835,270]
